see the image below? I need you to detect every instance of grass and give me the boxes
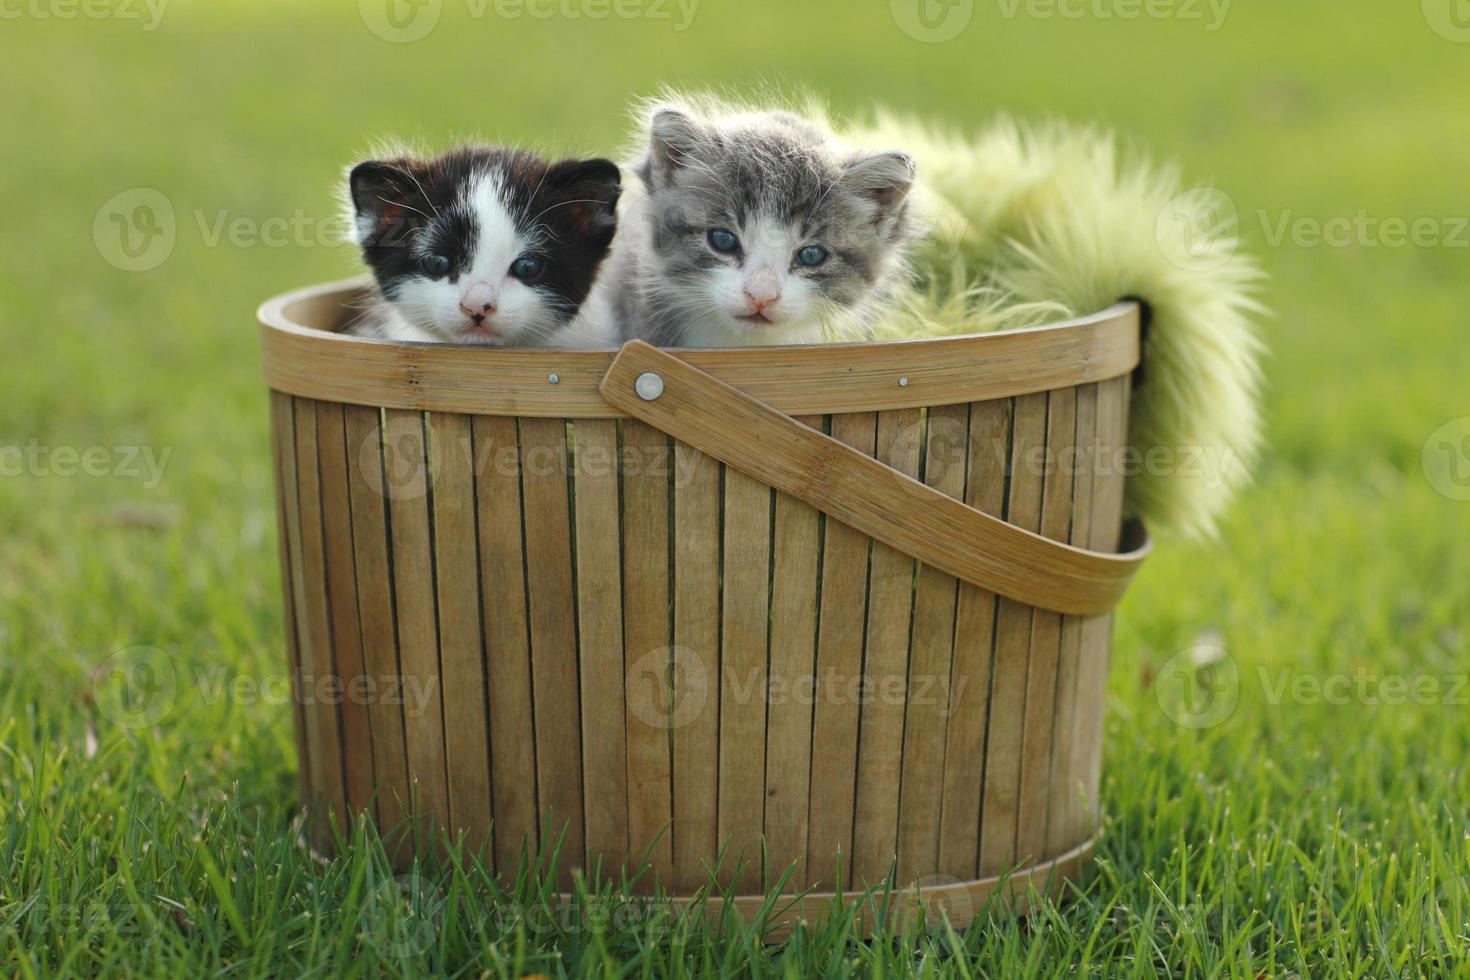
[3,0,1470,974]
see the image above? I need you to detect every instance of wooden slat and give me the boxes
[261,280,1141,418]
[895,404,969,883]
[1015,388,1077,866]
[937,399,1011,877]
[570,419,630,875]
[979,392,1047,875]
[851,407,923,887]
[381,408,450,857]
[805,412,878,889]
[1046,384,1097,858]
[620,419,674,888]
[471,416,539,875]
[517,417,585,885]
[764,416,823,890]
[268,392,311,808]
[343,404,412,850]
[314,401,376,819]
[1071,376,1131,836]
[670,444,721,891]
[598,342,1147,618]
[717,466,773,892]
[556,835,1098,945]
[428,412,492,857]
[290,397,347,841]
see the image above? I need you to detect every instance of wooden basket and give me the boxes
[259,279,1149,934]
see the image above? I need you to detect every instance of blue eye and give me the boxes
[510,255,544,282]
[795,244,828,268]
[707,228,740,253]
[419,254,450,278]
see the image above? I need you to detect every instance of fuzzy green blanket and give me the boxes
[854,113,1266,540]
[625,93,1265,539]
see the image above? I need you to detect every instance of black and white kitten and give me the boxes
[592,99,918,347]
[347,146,621,345]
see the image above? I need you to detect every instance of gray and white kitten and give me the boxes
[594,102,919,347]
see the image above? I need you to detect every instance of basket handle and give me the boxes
[599,340,1149,617]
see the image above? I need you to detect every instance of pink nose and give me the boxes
[743,288,781,313]
[459,283,497,322]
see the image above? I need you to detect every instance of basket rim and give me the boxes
[259,276,1141,418]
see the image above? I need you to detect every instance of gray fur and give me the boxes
[597,102,919,347]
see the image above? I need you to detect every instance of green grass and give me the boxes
[3,0,1470,975]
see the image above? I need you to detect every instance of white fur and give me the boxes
[356,170,574,346]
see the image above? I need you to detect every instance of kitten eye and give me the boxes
[510,255,545,282]
[707,228,740,254]
[795,244,829,268]
[419,254,451,278]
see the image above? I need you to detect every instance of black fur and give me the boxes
[349,147,621,321]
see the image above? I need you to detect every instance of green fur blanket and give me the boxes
[853,114,1266,541]
[625,93,1264,539]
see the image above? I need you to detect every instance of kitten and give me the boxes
[597,100,918,347]
[346,146,621,345]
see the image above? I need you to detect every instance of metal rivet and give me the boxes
[547,373,559,385]
[898,376,910,387]
[635,371,665,401]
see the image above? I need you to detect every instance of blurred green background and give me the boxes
[3,0,1469,974]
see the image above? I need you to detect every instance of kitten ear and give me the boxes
[545,158,622,235]
[842,150,917,219]
[348,160,423,245]
[641,108,708,188]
